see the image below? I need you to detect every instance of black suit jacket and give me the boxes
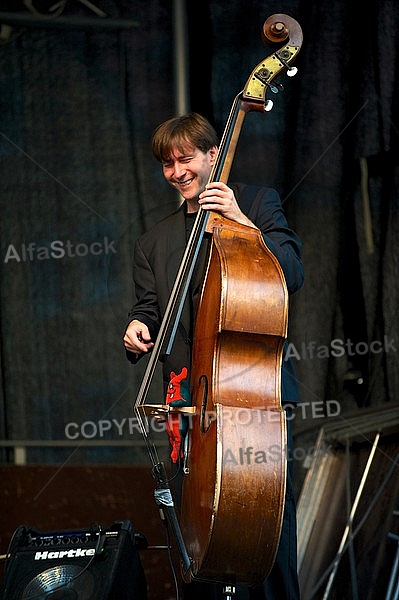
[126,183,304,404]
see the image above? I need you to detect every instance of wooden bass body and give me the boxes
[180,215,288,585]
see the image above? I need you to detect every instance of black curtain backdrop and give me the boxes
[0,0,398,466]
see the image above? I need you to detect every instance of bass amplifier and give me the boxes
[1,520,147,599]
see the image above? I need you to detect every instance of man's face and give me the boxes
[162,143,218,210]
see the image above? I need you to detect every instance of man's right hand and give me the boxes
[123,320,154,356]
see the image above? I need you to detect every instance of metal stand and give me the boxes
[386,532,399,600]
[222,585,236,599]
[152,462,191,573]
[322,432,380,599]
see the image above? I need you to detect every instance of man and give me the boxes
[124,113,304,599]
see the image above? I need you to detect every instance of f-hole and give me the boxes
[199,375,211,433]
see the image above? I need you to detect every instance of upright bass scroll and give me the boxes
[214,12,302,188]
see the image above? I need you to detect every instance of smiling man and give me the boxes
[123,112,304,600]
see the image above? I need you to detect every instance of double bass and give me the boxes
[134,12,303,593]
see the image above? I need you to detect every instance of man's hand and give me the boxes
[123,320,154,356]
[198,181,257,228]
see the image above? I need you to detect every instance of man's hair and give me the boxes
[152,113,219,163]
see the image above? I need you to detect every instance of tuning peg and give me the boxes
[264,100,274,112]
[287,66,298,77]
